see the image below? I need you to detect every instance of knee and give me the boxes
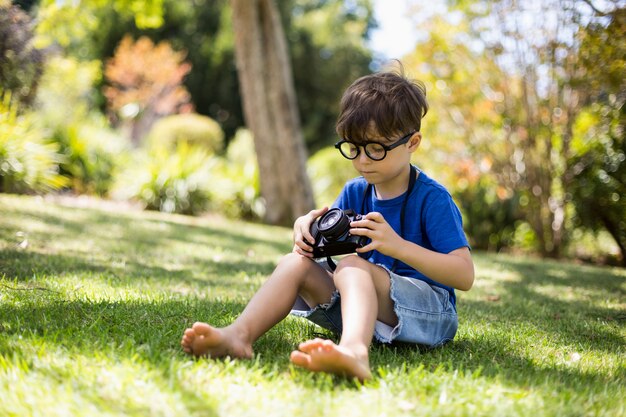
[278,252,319,273]
[333,255,372,282]
[335,254,369,271]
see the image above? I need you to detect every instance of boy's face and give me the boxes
[347,124,421,185]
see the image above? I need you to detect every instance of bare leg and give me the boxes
[290,256,396,381]
[181,253,335,358]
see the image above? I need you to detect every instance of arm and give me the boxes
[350,212,475,291]
[391,241,474,291]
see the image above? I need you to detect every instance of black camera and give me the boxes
[309,208,368,258]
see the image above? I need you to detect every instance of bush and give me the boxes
[307,146,355,207]
[0,93,68,193]
[453,177,524,252]
[35,55,128,196]
[112,142,218,215]
[53,123,129,196]
[211,129,265,220]
[146,113,224,153]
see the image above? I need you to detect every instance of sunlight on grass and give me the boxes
[0,194,624,417]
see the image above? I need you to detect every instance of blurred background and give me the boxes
[1,0,624,265]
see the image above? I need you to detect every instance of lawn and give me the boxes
[0,194,624,417]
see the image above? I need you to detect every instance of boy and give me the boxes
[181,67,474,381]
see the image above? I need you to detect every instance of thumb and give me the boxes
[309,206,329,219]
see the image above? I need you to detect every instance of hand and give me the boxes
[349,212,403,257]
[292,207,329,257]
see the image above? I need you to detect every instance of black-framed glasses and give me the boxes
[334,131,416,161]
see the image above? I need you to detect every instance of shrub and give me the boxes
[307,146,355,207]
[146,113,224,154]
[35,56,128,196]
[0,93,68,193]
[211,129,265,220]
[53,123,129,196]
[453,177,524,252]
[112,142,218,215]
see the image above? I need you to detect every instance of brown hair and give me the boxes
[336,66,428,144]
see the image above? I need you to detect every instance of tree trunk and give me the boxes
[230,0,315,226]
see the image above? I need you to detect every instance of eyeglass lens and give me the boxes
[338,142,386,160]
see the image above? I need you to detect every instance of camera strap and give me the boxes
[359,164,418,273]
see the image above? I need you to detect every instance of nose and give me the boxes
[358,147,370,163]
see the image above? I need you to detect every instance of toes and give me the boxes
[289,350,310,368]
[298,338,326,352]
[192,322,212,335]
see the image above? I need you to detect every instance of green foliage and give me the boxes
[0,3,45,107]
[35,0,164,58]
[36,55,127,196]
[113,128,265,218]
[146,113,224,153]
[283,0,374,151]
[53,124,129,196]
[567,8,626,264]
[211,129,265,221]
[307,146,356,207]
[568,105,626,264]
[113,142,218,215]
[454,176,523,251]
[405,3,625,261]
[34,0,374,150]
[0,93,68,193]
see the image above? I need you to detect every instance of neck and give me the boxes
[374,164,414,200]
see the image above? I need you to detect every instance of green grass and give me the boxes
[0,194,624,417]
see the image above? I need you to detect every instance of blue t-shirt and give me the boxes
[332,167,469,306]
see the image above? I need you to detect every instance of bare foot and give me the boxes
[180,322,253,359]
[289,338,372,381]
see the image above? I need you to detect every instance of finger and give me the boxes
[309,206,329,219]
[364,211,384,222]
[356,243,374,253]
[350,219,375,229]
[295,240,313,252]
[302,230,316,246]
[347,227,369,237]
[294,245,314,257]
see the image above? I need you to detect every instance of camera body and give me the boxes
[309,208,368,258]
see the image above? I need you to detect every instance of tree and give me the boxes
[403,16,523,251]
[103,35,193,145]
[440,0,624,258]
[280,0,374,152]
[0,1,44,107]
[33,0,374,223]
[568,6,626,264]
[230,0,314,225]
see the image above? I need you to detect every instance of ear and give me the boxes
[407,132,422,152]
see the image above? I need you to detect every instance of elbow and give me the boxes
[458,267,475,291]
[459,275,474,291]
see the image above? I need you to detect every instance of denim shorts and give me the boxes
[290,264,458,347]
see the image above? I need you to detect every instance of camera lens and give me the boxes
[318,208,351,241]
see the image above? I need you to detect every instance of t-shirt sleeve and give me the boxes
[423,191,470,254]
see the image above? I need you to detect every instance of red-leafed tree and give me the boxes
[104,35,193,145]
